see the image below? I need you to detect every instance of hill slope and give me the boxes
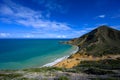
[68,25,120,56]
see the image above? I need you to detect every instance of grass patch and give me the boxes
[90,77,120,80]
[77,58,120,70]
[57,76,69,80]
[83,67,114,75]
[0,73,22,79]
[23,67,62,72]
[73,58,120,75]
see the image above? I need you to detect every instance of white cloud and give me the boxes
[0,0,96,38]
[98,15,106,18]
[0,0,71,31]
[57,35,66,38]
[17,19,71,31]
[95,23,108,26]
[0,33,10,37]
[110,25,120,30]
[0,5,13,15]
[32,0,67,14]
[24,34,34,38]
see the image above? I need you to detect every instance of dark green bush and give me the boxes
[57,76,69,80]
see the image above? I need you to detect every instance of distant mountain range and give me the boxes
[68,25,120,56]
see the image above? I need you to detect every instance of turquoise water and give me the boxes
[0,39,76,69]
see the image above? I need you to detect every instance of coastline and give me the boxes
[42,45,79,67]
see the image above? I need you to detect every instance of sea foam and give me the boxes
[42,46,79,67]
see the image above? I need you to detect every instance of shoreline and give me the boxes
[42,45,79,67]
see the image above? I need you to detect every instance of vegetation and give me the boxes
[57,76,69,80]
[23,67,62,72]
[77,58,120,70]
[90,77,120,80]
[69,26,120,57]
[72,58,120,75]
[83,68,114,75]
[0,73,23,79]
[0,26,120,80]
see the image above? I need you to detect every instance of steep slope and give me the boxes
[68,25,120,56]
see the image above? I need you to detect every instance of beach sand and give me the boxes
[54,51,120,68]
[54,58,80,68]
[42,46,79,67]
[53,53,93,68]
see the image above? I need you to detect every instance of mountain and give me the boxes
[68,25,120,56]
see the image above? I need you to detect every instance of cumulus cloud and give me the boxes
[98,15,106,18]
[0,33,10,37]
[23,34,34,38]
[57,35,66,38]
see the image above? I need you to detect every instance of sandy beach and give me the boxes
[54,49,120,68]
[43,46,79,67]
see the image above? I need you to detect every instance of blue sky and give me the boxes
[0,0,120,38]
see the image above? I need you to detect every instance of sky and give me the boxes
[0,0,120,38]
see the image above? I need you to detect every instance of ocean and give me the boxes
[0,39,78,69]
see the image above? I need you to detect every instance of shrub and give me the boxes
[57,76,69,80]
